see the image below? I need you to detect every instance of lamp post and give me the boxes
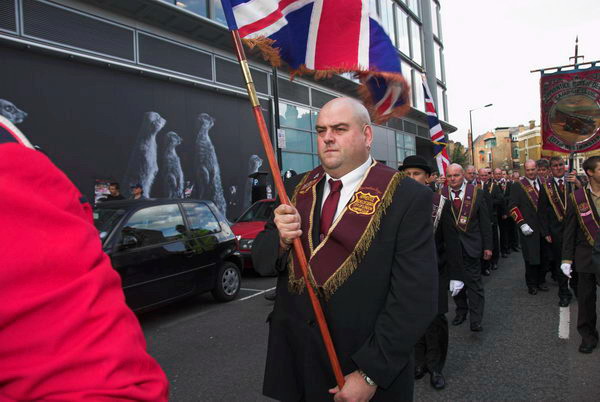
[469,103,493,165]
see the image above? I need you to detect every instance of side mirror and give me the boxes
[120,234,138,249]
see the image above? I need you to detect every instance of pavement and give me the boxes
[139,252,600,401]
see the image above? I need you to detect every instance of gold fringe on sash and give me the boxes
[287,171,406,299]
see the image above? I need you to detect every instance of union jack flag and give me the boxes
[221,0,410,122]
[421,74,450,175]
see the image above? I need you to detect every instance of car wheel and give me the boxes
[212,262,241,302]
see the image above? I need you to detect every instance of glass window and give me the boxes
[413,71,425,112]
[407,0,420,17]
[175,0,208,17]
[380,0,396,46]
[123,204,185,247]
[237,200,275,222]
[431,1,439,37]
[409,20,422,66]
[396,132,405,148]
[395,6,410,55]
[212,0,226,25]
[279,103,312,131]
[434,42,444,82]
[182,203,221,234]
[283,128,313,153]
[282,152,315,173]
[405,134,415,150]
[436,85,445,119]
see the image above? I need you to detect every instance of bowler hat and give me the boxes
[398,155,432,175]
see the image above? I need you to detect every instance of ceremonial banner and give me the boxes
[422,74,450,174]
[541,67,600,154]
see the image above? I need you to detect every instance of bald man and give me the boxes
[509,160,551,294]
[443,164,492,331]
[252,98,437,401]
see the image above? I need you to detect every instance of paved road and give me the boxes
[139,252,600,401]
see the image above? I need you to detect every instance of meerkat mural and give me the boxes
[0,99,27,124]
[123,111,166,197]
[192,113,227,215]
[243,154,263,208]
[162,131,185,198]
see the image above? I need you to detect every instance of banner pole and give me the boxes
[229,29,345,389]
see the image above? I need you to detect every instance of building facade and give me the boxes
[0,0,454,219]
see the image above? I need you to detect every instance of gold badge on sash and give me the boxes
[349,191,381,215]
[459,216,468,225]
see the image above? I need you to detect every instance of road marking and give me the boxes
[239,287,276,301]
[240,288,265,292]
[558,306,570,339]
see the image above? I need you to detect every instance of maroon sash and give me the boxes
[432,192,445,232]
[542,178,566,222]
[441,183,477,232]
[572,188,600,246]
[518,177,540,211]
[288,161,403,298]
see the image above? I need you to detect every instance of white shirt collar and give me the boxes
[554,176,565,184]
[324,156,372,189]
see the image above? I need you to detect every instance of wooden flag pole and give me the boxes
[229,30,345,389]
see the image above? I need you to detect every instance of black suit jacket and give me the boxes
[453,188,493,259]
[252,173,438,401]
[435,197,464,313]
[485,181,505,221]
[538,179,567,251]
[562,189,598,274]
[509,180,549,265]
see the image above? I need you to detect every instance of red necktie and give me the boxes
[453,190,462,212]
[558,178,565,194]
[320,179,343,240]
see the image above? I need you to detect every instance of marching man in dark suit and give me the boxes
[486,168,505,270]
[508,159,551,295]
[562,156,600,354]
[399,155,464,391]
[443,164,492,332]
[252,98,438,401]
[539,156,573,307]
[497,169,512,258]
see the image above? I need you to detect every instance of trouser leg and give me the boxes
[453,288,468,317]
[552,241,572,299]
[424,314,448,373]
[499,218,510,253]
[491,223,500,265]
[525,262,541,288]
[571,271,579,298]
[577,273,599,346]
[414,334,427,368]
[463,254,484,325]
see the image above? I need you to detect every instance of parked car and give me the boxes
[231,199,275,272]
[94,199,242,312]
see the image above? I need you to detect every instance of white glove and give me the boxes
[449,280,464,297]
[520,224,534,236]
[560,263,572,279]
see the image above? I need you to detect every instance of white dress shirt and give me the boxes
[450,180,467,201]
[526,177,539,192]
[321,156,373,221]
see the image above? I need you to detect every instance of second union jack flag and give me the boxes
[422,74,450,174]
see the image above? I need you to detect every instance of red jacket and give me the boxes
[0,139,168,401]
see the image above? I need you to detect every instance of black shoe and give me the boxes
[501,253,508,258]
[470,323,483,332]
[491,263,498,270]
[558,298,570,307]
[264,289,277,301]
[579,342,596,354]
[482,269,491,276]
[452,315,467,326]
[415,365,427,380]
[537,284,549,292]
[430,371,445,390]
[528,287,538,295]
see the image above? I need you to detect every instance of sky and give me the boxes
[441,0,600,146]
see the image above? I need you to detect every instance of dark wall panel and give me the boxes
[22,0,134,60]
[0,0,17,32]
[0,45,270,219]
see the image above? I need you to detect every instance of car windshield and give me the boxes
[93,207,127,237]
[237,201,275,222]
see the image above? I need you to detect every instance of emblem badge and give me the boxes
[459,216,468,225]
[349,191,381,215]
